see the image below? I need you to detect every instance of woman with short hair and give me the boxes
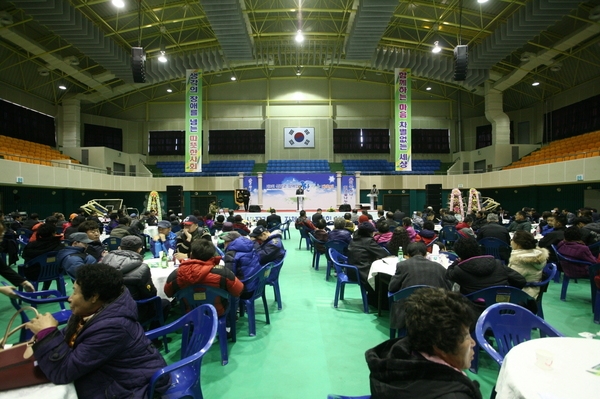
[25,264,168,399]
[508,230,549,299]
[366,288,482,398]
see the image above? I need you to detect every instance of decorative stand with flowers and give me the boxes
[146,191,163,220]
[467,188,482,214]
[448,188,464,220]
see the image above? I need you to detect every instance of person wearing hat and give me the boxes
[57,232,97,280]
[348,221,390,288]
[221,231,262,294]
[249,226,285,265]
[151,220,177,258]
[232,215,250,234]
[164,240,243,316]
[103,235,170,324]
[175,215,203,261]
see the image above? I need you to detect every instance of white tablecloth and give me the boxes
[144,226,158,238]
[147,259,177,299]
[0,382,77,399]
[496,337,600,399]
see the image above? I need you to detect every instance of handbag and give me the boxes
[0,306,51,391]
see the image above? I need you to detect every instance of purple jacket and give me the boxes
[33,289,167,399]
[556,240,597,278]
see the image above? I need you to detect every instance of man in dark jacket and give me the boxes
[539,215,567,262]
[222,231,262,294]
[388,242,452,330]
[175,215,203,261]
[476,213,510,244]
[348,222,390,287]
[109,217,135,239]
[440,209,458,227]
[446,237,526,295]
[78,220,106,261]
[266,209,282,228]
[507,211,532,233]
[103,235,170,323]
[164,240,243,316]
[57,232,97,280]
[249,226,286,266]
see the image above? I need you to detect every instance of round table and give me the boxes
[0,382,77,399]
[495,337,600,399]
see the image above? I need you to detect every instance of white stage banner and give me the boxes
[284,127,315,148]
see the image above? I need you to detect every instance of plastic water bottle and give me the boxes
[161,251,168,269]
[398,247,404,261]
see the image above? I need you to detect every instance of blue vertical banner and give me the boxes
[395,68,412,171]
[341,175,356,206]
[185,69,202,172]
[245,176,258,205]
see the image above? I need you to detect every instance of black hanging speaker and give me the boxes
[453,45,468,81]
[132,47,146,83]
[166,185,183,215]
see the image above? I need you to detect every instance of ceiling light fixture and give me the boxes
[295,66,302,76]
[426,86,432,91]
[112,0,125,8]
[158,51,167,63]
[531,81,540,86]
[477,0,488,3]
[295,30,304,43]
[166,87,173,93]
[432,41,442,53]
[230,76,237,81]
[58,84,67,90]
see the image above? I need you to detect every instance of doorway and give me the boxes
[383,194,410,214]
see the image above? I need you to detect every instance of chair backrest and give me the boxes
[478,237,511,263]
[24,251,61,281]
[102,236,122,251]
[16,228,33,239]
[388,285,432,302]
[299,226,311,239]
[475,302,563,366]
[440,226,459,241]
[268,224,281,232]
[174,284,232,316]
[588,241,600,257]
[240,264,272,300]
[325,240,349,258]
[146,304,218,399]
[266,250,287,284]
[552,244,595,279]
[328,248,348,268]
[135,296,164,329]
[525,262,557,287]
[465,285,535,309]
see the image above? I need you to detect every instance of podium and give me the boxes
[296,195,305,211]
[367,193,377,210]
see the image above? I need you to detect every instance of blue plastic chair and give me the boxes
[146,304,218,399]
[478,237,511,264]
[439,226,459,248]
[328,248,369,314]
[475,303,563,367]
[327,395,370,399]
[588,240,600,257]
[266,251,287,310]
[136,296,169,352]
[440,251,458,262]
[388,285,432,339]
[2,284,71,342]
[239,264,273,336]
[308,232,326,271]
[102,236,121,251]
[298,226,312,250]
[17,251,65,296]
[324,240,349,281]
[174,285,236,365]
[280,220,291,240]
[552,245,600,309]
[524,262,557,319]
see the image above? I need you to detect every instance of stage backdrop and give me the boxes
[263,173,342,210]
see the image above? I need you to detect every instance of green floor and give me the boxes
[2,229,599,398]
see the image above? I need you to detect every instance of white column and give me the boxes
[257,173,263,208]
[61,98,81,148]
[336,171,342,206]
[238,173,244,189]
[354,171,361,209]
[485,82,510,145]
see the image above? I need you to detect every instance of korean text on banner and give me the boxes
[395,68,412,171]
[185,69,202,172]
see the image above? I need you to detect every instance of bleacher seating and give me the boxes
[266,160,330,173]
[342,159,441,175]
[155,160,254,177]
[504,130,600,170]
[0,135,78,166]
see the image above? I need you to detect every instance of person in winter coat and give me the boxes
[455,215,476,239]
[104,213,119,235]
[374,221,393,245]
[151,220,177,258]
[25,264,168,399]
[446,237,526,295]
[366,287,482,399]
[78,220,106,261]
[402,217,421,242]
[57,232,98,280]
[175,215,204,261]
[249,226,286,266]
[222,231,262,295]
[508,231,549,299]
[103,235,170,323]
[328,217,352,245]
[418,221,438,253]
[295,210,316,231]
[507,211,532,233]
[164,240,243,316]
[440,209,458,227]
[109,217,135,239]
[555,226,599,279]
[22,223,65,287]
[348,222,390,286]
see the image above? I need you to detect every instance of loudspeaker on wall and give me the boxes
[132,47,146,83]
[453,45,468,81]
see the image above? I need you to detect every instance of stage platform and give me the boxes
[220,210,378,223]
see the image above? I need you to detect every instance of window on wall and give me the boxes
[0,99,56,146]
[412,129,450,153]
[544,93,600,142]
[333,128,390,153]
[475,123,515,149]
[148,130,186,155]
[208,129,265,154]
[83,124,122,151]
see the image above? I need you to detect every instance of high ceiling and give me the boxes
[0,0,599,118]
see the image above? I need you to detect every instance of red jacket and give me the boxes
[164,257,244,316]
